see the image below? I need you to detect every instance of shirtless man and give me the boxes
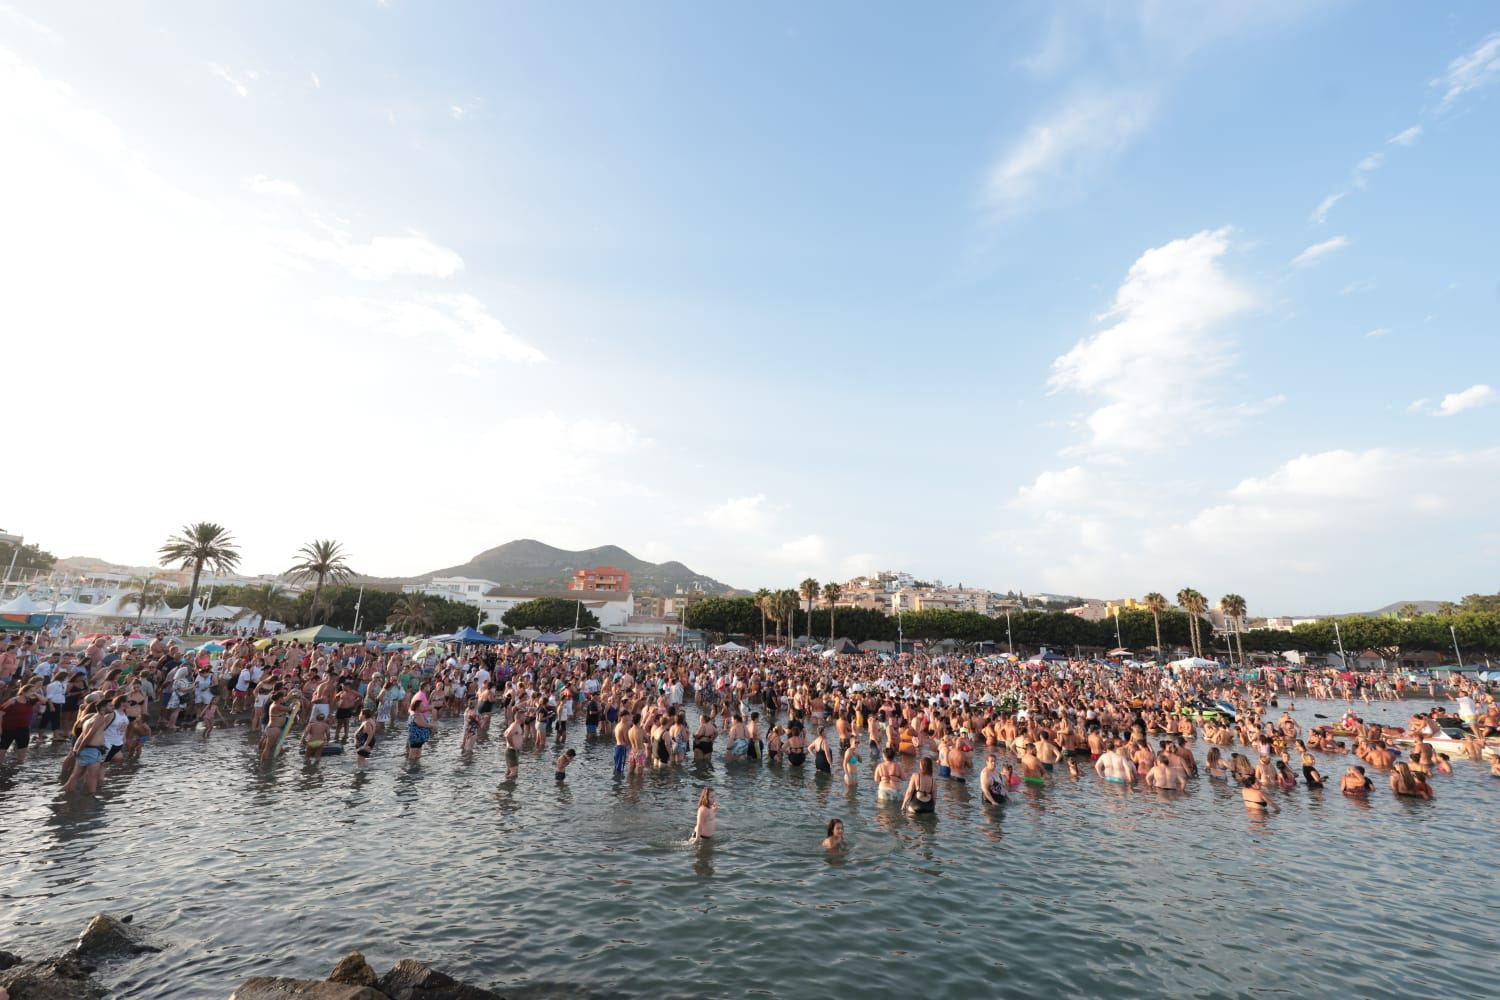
[303,716,332,765]
[503,715,524,780]
[1035,734,1061,774]
[1019,744,1045,780]
[333,682,361,743]
[1094,741,1135,783]
[613,712,631,776]
[310,673,336,724]
[1146,754,1185,791]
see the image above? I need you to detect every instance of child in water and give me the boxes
[303,716,331,765]
[822,818,845,851]
[555,747,577,782]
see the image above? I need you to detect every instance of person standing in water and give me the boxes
[902,756,936,814]
[690,787,717,842]
[822,818,845,851]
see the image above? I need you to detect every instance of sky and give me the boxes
[2,1,1497,615]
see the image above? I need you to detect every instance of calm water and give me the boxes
[2,699,1496,1000]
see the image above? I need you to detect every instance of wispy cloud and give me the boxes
[0,3,62,43]
[1364,327,1389,338]
[1436,384,1496,417]
[208,62,248,98]
[984,92,1154,210]
[1048,227,1255,451]
[1437,32,1500,109]
[310,71,321,89]
[245,174,301,198]
[317,293,546,365]
[273,227,462,280]
[1310,192,1345,224]
[1388,124,1422,146]
[1291,235,1348,267]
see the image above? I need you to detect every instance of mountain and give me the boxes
[1321,600,1445,618]
[418,539,738,595]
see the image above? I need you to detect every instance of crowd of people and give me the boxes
[2,628,1497,829]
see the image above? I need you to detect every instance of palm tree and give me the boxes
[119,575,168,628]
[822,582,842,641]
[1142,592,1168,662]
[387,594,436,635]
[1176,587,1209,658]
[799,577,819,644]
[753,587,771,646]
[159,523,241,630]
[1397,602,1418,620]
[240,583,290,634]
[286,540,354,624]
[1219,593,1247,667]
[779,588,799,648]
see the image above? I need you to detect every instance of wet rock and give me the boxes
[228,977,389,1000]
[377,960,502,1000]
[74,913,161,960]
[329,952,379,987]
[0,950,21,971]
[0,953,107,1000]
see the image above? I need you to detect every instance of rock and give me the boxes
[74,913,161,961]
[377,960,502,1000]
[0,951,21,971]
[328,953,378,988]
[0,954,107,1000]
[228,977,389,1000]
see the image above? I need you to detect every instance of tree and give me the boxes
[799,578,820,640]
[1177,588,1208,658]
[286,540,354,625]
[752,588,771,646]
[684,596,760,637]
[0,541,56,577]
[479,623,500,637]
[117,575,168,628]
[822,581,842,640]
[386,594,437,635]
[1219,594,1247,666]
[500,597,600,633]
[239,583,293,632]
[1142,592,1168,659]
[158,522,241,630]
[1397,602,1419,621]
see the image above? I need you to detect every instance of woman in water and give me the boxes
[1240,776,1279,813]
[902,756,936,815]
[1204,747,1228,780]
[874,747,903,803]
[821,818,845,851]
[690,786,717,842]
[1300,751,1325,789]
[809,728,833,774]
[786,726,808,767]
[1274,759,1298,789]
[1339,764,1373,796]
[842,740,861,785]
[979,754,1007,806]
[1390,762,1431,799]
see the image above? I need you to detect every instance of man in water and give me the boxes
[613,712,630,776]
[1094,740,1135,783]
[1146,754,1185,791]
[503,714,524,780]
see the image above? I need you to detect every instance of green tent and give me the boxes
[0,618,45,632]
[276,624,366,645]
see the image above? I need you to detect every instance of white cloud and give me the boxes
[698,495,772,533]
[1290,235,1348,267]
[245,174,301,197]
[1310,192,1344,224]
[1388,124,1422,146]
[0,3,62,43]
[984,92,1154,209]
[310,71,321,89]
[1436,384,1496,417]
[208,62,248,98]
[274,227,463,279]
[1438,32,1500,109]
[450,104,466,120]
[1364,327,1389,338]
[1406,398,1429,414]
[1048,227,1255,450]
[317,293,545,364]
[492,413,648,454]
[772,534,832,567]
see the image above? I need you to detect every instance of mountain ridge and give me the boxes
[418,539,738,595]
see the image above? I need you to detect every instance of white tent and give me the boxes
[713,641,748,652]
[1167,657,1219,670]
[54,598,101,615]
[202,604,246,620]
[0,592,47,615]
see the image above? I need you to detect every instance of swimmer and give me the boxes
[1340,765,1373,796]
[842,742,861,785]
[690,786,717,842]
[303,716,331,765]
[353,709,377,769]
[822,818,845,851]
[980,754,1007,805]
[902,756,936,814]
[1241,776,1279,813]
[874,747,903,802]
[555,747,577,782]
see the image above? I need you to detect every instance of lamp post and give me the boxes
[574,599,582,646]
[1005,610,1013,655]
[1,531,22,594]
[352,584,365,633]
[1114,609,1123,651]
[1449,624,1462,668]
[897,608,904,656]
[1333,620,1348,670]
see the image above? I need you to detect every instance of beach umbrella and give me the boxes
[254,638,274,650]
[127,637,149,647]
[201,641,226,652]
[385,642,413,650]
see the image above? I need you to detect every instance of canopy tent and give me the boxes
[201,605,246,620]
[82,593,137,618]
[825,637,860,655]
[0,592,47,615]
[276,624,365,645]
[533,632,564,644]
[450,626,503,645]
[1167,657,1220,670]
[54,598,102,615]
[1026,652,1068,663]
[0,617,45,632]
[713,641,749,652]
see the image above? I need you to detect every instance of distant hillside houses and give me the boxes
[830,573,1023,618]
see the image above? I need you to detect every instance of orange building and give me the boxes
[568,565,631,592]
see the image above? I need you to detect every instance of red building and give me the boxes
[568,565,631,592]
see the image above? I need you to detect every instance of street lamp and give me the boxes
[1449,624,1463,668]
[1,531,22,594]
[1005,610,1013,655]
[1333,620,1348,670]
[897,608,904,655]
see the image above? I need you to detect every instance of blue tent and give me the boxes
[534,631,564,644]
[451,626,503,645]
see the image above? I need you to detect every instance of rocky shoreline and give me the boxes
[0,915,504,1000]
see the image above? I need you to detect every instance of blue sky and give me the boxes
[2,1,1496,614]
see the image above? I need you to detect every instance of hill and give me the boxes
[1322,600,1444,618]
[419,539,738,595]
